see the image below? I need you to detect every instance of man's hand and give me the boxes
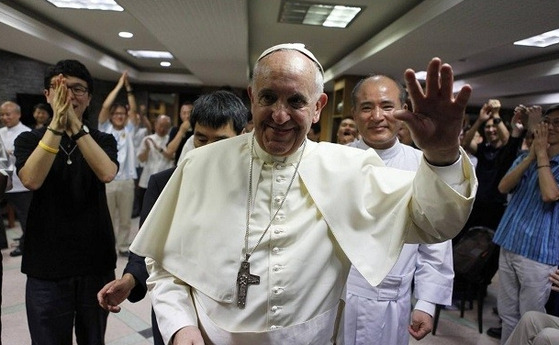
[97,273,136,313]
[550,269,559,292]
[394,58,472,165]
[408,309,433,340]
[48,74,71,131]
[172,326,205,345]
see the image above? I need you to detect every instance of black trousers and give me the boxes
[26,272,115,345]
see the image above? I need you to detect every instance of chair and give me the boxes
[432,226,498,334]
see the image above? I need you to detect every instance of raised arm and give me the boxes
[488,99,510,145]
[394,58,472,165]
[532,123,559,202]
[462,104,490,154]
[98,71,127,125]
[124,75,138,122]
[164,120,191,158]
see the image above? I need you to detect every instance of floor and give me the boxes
[1,217,501,345]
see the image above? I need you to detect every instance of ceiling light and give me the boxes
[514,28,559,48]
[415,71,427,81]
[279,1,363,28]
[118,31,133,39]
[127,50,174,59]
[160,61,171,67]
[45,0,124,11]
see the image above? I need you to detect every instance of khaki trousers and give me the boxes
[106,179,135,252]
[504,311,559,345]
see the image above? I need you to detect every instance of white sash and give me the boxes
[197,302,342,345]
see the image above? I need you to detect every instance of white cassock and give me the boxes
[130,133,476,345]
[344,139,454,345]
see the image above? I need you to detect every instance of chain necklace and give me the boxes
[236,135,307,308]
[59,144,78,165]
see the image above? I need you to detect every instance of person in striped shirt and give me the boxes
[492,104,559,344]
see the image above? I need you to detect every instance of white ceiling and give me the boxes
[1,0,559,108]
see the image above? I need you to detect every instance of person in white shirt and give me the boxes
[130,43,477,345]
[98,71,139,255]
[344,75,454,345]
[136,114,173,210]
[0,101,32,257]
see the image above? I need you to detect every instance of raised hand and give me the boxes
[394,58,472,165]
[48,74,71,131]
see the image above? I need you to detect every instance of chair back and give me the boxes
[453,226,497,282]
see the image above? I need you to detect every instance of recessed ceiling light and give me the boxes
[415,71,427,81]
[127,50,174,59]
[118,31,133,39]
[279,1,363,29]
[514,28,559,48]
[160,61,171,67]
[45,0,124,11]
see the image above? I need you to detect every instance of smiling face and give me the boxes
[33,108,50,127]
[0,102,21,128]
[337,118,358,145]
[110,105,128,129]
[248,50,327,156]
[352,76,406,149]
[44,76,91,120]
[483,119,500,145]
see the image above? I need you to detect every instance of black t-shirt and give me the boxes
[14,126,119,279]
[474,136,522,204]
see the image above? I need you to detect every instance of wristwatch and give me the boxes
[71,124,90,141]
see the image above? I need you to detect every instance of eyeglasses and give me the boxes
[542,117,559,128]
[49,84,89,96]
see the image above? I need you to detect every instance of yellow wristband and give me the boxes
[38,140,59,154]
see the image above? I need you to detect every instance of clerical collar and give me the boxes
[251,134,308,165]
[357,138,401,161]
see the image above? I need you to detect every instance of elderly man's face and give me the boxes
[249,50,327,156]
[352,77,405,150]
[0,103,21,128]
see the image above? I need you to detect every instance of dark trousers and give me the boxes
[26,272,115,345]
[5,191,32,249]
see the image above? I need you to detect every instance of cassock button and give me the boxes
[273,228,284,235]
[271,306,278,312]
[270,325,281,330]
[273,264,282,272]
[275,163,285,170]
[276,176,285,183]
[274,195,284,204]
[273,287,284,294]
[272,247,280,254]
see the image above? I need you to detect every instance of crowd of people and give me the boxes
[0,42,556,345]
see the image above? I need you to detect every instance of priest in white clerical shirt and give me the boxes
[130,43,477,345]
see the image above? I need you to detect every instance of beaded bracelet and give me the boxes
[38,140,59,154]
[47,126,64,136]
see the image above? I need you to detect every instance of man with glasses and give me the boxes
[98,71,139,256]
[492,104,559,344]
[14,60,118,344]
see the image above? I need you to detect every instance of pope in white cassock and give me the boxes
[130,43,478,345]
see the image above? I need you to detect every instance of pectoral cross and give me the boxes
[236,256,260,308]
